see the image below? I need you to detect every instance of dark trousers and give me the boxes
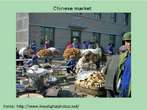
[66,67,75,74]
[106,90,115,97]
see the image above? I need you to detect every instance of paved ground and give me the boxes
[17,59,104,98]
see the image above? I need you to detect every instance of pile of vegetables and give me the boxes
[37,49,52,57]
[75,71,105,90]
[63,48,80,60]
[37,47,61,57]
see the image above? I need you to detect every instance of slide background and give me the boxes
[0,0,147,110]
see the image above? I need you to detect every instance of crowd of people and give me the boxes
[65,38,124,56]
[65,38,101,50]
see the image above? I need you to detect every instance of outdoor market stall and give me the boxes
[16,47,107,97]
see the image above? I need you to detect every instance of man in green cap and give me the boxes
[115,32,131,97]
[105,32,131,97]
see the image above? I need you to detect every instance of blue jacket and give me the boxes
[66,59,76,69]
[31,43,37,53]
[119,53,131,97]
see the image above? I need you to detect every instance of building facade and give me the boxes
[16,13,131,52]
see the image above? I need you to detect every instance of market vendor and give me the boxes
[75,51,92,74]
[24,53,39,67]
[66,55,77,74]
[44,40,50,49]
[32,53,39,65]
[31,40,37,53]
[72,38,80,48]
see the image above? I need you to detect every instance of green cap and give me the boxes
[122,32,131,41]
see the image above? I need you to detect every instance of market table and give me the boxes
[16,58,31,66]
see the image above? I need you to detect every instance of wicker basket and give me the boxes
[75,83,106,97]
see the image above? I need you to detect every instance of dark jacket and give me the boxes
[66,59,76,69]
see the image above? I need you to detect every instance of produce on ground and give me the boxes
[75,71,105,90]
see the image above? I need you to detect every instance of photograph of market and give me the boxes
[16,13,131,98]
